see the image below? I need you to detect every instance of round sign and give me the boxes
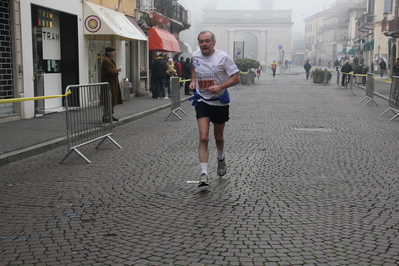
[85,15,101,33]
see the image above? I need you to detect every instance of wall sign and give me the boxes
[37,8,53,27]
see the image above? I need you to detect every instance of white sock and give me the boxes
[200,163,208,175]
[217,150,224,161]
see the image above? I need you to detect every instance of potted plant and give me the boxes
[311,68,332,83]
[234,58,260,84]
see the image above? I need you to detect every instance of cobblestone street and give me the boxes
[1,73,399,266]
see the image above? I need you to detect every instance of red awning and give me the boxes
[148,27,180,53]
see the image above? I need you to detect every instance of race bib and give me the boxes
[197,72,215,94]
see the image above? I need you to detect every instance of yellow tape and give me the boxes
[372,76,392,83]
[0,90,72,104]
[178,78,191,82]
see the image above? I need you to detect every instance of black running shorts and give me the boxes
[195,101,229,124]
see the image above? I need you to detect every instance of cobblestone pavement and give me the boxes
[1,73,399,266]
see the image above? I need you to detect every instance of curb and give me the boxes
[0,98,189,167]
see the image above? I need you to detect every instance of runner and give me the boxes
[188,31,240,187]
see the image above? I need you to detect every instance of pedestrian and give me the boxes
[174,58,182,88]
[354,56,359,66]
[334,59,340,71]
[303,60,312,79]
[165,58,177,99]
[188,30,240,187]
[379,59,387,78]
[149,54,158,95]
[256,63,262,81]
[151,53,167,99]
[270,60,278,80]
[341,60,353,86]
[392,58,399,77]
[318,57,322,66]
[179,56,185,88]
[358,62,368,86]
[101,46,122,122]
[183,57,192,95]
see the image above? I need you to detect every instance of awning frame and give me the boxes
[84,2,147,41]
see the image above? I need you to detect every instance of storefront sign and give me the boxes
[37,8,53,27]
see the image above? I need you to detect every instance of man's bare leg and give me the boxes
[214,123,227,176]
[197,117,211,186]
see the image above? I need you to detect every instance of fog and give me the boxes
[178,0,335,50]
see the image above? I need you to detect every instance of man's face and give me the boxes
[109,51,115,58]
[198,33,215,57]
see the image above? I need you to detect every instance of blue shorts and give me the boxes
[195,101,229,124]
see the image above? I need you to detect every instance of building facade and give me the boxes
[202,10,293,67]
[0,0,190,121]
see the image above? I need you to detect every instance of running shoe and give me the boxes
[198,173,209,187]
[217,158,227,176]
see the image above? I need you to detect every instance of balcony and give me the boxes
[382,18,399,37]
[357,14,374,32]
[137,0,190,28]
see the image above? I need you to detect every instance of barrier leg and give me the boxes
[165,107,188,121]
[345,76,356,96]
[360,96,378,106]
[332,71,341,89]
[60,147,92,164]
[380,107,399,121]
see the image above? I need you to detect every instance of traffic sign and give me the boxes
[278,45,283,49]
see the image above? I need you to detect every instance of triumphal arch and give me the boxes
[202,10,293,66]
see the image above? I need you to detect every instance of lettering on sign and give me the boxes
[37,9,53,28]
[42,31,60,42]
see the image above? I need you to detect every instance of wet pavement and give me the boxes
[0,69,399,265]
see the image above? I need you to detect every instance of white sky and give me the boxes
[179,0,336,34]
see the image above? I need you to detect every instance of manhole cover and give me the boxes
[294,127,333,132]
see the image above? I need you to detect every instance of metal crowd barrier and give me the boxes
[60,82,122,164]
[233,73,245,89]
[165,77,188,121]
[380,76,399,121]
[345,72,356,96]
[360,73,377,105]
[321,69,329,85]
[332,70,341,89]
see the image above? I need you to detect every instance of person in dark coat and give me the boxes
[179,56,185,88]
[303,60,312,79]
[151,54,167,99]
[341,60,353,86]
[392,58,399,89]
[334,59,340,71]
[379,59,387,78]
[101,46,123,122]
[182,57,192,95]
[392,58,399,77]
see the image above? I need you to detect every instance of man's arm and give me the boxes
[189,66,197,91]
[208,72,240,94]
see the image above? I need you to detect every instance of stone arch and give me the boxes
[235,32,259,60]
[203,10,292,66]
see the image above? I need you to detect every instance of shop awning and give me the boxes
[148,27,180,52]
[83,1,147,41]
